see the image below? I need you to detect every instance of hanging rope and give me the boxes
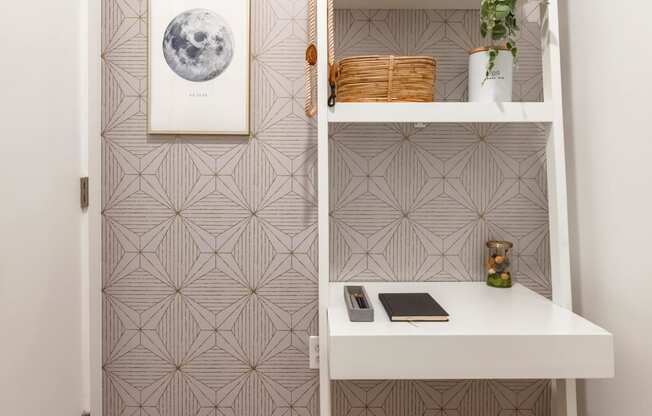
[327,0,337,107]
[304,0,317,117]
[327,0,335,66]
[305,0,337,117]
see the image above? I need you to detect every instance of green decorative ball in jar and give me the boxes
[485,240,514,288]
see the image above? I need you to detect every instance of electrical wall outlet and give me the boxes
[309,336,319,369]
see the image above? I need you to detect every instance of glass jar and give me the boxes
[485,240,514,288]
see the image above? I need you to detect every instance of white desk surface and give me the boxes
[329,282,608,336]
[327,282,614,380]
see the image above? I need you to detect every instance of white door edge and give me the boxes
[82,0,103,414]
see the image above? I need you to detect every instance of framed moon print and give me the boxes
[148,0,250,135]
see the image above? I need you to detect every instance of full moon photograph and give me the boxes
[162,9,235,82]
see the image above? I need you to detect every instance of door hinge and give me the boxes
[80,177,89,209]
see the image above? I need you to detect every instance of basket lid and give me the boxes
[338,55,436,62]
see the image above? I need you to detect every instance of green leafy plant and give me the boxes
[480,0,520,77]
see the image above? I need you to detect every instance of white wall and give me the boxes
[560,1,652,415]
[0,1,87,415]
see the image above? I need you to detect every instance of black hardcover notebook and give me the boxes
[378,293,449,322]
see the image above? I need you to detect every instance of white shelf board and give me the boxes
[327,102,553,123]
[335,0,480,9]
[328,282,614,380]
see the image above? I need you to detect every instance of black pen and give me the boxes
[354,293,368,309]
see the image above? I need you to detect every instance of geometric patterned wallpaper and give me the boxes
[332,380,551,416]
[102,1,319,416]
[330,8,551,416]
[334,8,544,102]
[331,8,550,292]
[330,121,552,295]
[102,1,550,416]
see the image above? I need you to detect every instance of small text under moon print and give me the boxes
[189,91,209,97]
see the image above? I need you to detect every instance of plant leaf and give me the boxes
[492,24,506,39]
[495,4,510,18]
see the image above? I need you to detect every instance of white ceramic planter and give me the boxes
[468,48,513,102]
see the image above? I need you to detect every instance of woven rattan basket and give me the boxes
[333,55,436,103]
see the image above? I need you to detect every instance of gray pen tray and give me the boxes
[344,286,374,322]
